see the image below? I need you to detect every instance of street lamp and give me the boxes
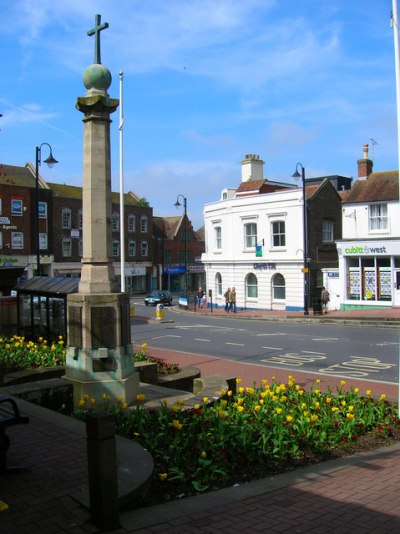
[35,143,58,276]
[292,163,309,315]
[174,194,188,292]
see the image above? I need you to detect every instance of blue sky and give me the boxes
[0,0,398,229]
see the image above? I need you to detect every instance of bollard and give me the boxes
[155,303,164,320]
[86,412,119,531]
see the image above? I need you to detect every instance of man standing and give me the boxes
[197,287,204,308]
[321,286,330,314]
[229,287,237,313]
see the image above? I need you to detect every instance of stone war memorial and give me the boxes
[64,14,139,405]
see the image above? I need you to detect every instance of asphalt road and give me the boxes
[131,300,400,384]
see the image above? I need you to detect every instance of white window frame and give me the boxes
[112,212,119,231]
[369,203,388,231]
[11,199,23,216]
[38,201,47,219]
[140,216,148,233]
[322,220,334,243]
[141,240,148,256]
[215,272,222,296]
[128,240,136,257]
[112,240,120,257]
[62,238,72,257]
[62,208,71,229]
[244,222,257,249]
[128,215,136,232]
[39,233,48,250]
[246,273,258,298]
[11,232,23,249]
[215,226,222,250]
[271,220,286,248]
[78,209,83,230]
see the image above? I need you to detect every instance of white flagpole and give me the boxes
[391,0,400,409]
[119,71,126,292]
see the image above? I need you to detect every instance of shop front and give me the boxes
[337,239,400,309]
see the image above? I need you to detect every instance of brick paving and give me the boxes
[1,307,400,533]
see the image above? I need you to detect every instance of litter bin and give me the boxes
[312,298,322,315]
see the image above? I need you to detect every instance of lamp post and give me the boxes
[174,194,188,292]
[35,143,58,276]
[292,163,309,315]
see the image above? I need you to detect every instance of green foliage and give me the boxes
[74,376,399,500]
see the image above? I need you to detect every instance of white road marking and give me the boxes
[262,346,283,350]
[226,342,245,346]
[194,338,210,342]
[151,335,181,340]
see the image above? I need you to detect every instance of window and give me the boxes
[369,203,388,230]
[322,220,334,243]
[271,221,285,247]
[79,239,83,257]
[62,208,71,229]
[215,272,222,296]
[0,197,2,214]
[112,240,119,257]
[0,231,2,249]
[39,233,47,250]
[128,215,136,232]
[140,216,148,233]
[11,232,23,249]
[180,250,190,262]
[112,212,119,231]
[215,226,222,249]
[272,273,286,300]
[38,202,47,219]
[163,250,172,263]
[11,199,23,215]
[141,240,148,256]
[244,223,257,248]
[78,210,83,229]
[246,273,258,298]
[128,240,136,257]
[62,238,72,257]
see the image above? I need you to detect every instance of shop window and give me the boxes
[246,273,258,298]
[272,273,285,300]
[215,272,222,296]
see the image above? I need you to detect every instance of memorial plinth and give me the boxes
[63,15,139,405]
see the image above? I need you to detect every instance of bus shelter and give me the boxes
[17,276,79,342]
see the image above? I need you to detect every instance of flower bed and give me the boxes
[73,376,400,506]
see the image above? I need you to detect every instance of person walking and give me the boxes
[229,287,237,313]
[321,286,330,314]
[224,288,231,312]
[197,287,204,308]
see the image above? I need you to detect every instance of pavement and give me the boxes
[1,306,400,533]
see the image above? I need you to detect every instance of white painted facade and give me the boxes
[337,198,400,309]
[202,187,307,311]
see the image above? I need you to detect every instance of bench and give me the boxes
[0,396,29,472]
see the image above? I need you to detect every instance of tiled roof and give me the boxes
[47,182,82,199]
[236,179,266,194]
[0,163,35,187]
[341,171,399,203]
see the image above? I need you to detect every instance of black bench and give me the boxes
[0,396,30,472]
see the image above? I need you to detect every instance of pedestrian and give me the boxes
[229,287,237,313]
[197,287,204,308]
[321,286,330,314]
[224,287,231,312]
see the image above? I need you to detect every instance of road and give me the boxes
[131,300,400,384]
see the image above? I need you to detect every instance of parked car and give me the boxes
[144,290,173,306]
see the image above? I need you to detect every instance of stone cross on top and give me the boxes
[87,14,109,64]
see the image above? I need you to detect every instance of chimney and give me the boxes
[241,154,264,182]
[357,144,373,180]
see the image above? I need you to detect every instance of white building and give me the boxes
[336,145,400,309]
[202,155,308,311]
